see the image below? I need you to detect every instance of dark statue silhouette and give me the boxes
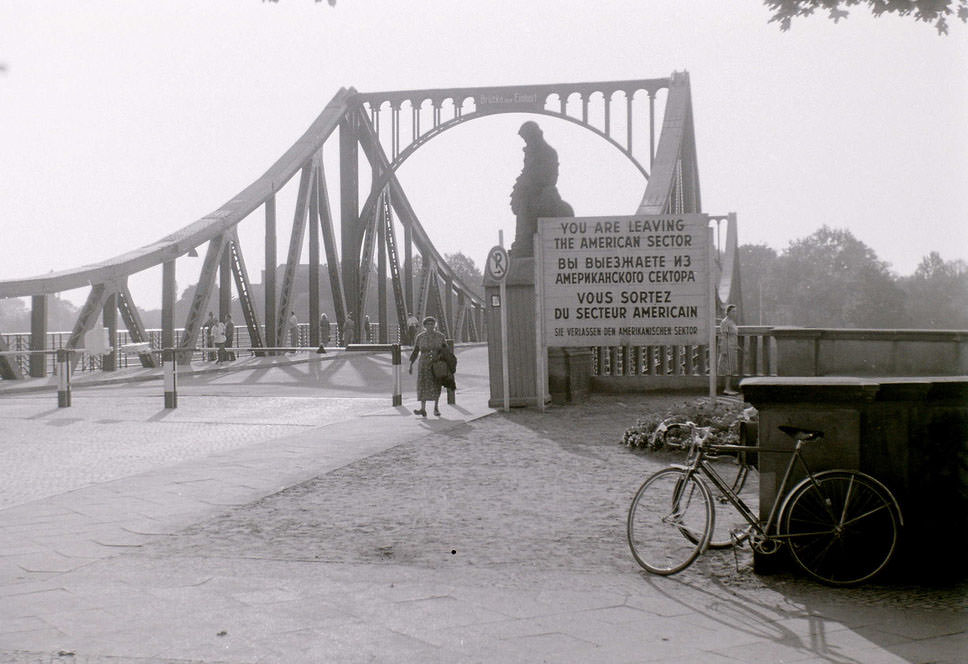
[509,121,573,257]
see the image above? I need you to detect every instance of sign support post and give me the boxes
[533,233,546,413]
[708,226,717,404]
[499,281,509,411]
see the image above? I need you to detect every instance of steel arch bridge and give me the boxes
[0,71,741,379]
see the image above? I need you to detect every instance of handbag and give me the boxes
[431,359,450,379]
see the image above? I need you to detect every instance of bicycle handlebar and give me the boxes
[649,420,714,452]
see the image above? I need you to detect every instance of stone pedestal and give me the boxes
[484,257,549,408]
[741,376,968,581]
[548,348,593,404]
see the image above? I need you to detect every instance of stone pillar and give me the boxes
[483,257,548,408]
[742,376,968,581]
[548,347,593,404]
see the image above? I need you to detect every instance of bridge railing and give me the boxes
[0,322,411,378]
[588,326,968,382]
[589,326,778,379]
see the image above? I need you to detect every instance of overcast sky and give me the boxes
[1,1,966,310]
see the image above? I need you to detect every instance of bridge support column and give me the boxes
[162,260,176,360]
[102,292,117,372]
[404,226,413,314]
[340,115,361,333]
[309,189,321,348]
[30,294,47,378]
[378,214,388,343]
[265,195,277,353]
[219,246,232,322]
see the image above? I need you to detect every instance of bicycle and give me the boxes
[627,424,903,586]
[647,420,758,549]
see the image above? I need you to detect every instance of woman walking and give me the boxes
[408,316,447,417]
[718,303,739,395]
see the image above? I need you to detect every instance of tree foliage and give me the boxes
[776,226,905,327]
[764,0,968,34]
[738,243,779,325]
[445,252,484,297]
[897,252,968,328]
[739,228,968,329]
[0,295,78,334]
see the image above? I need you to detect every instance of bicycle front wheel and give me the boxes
[783,471,900,586]
[627,468,713,575]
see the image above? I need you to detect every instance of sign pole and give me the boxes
[534,232,546,412]
[486,241,511,412]
[500,233,509,412]
[708,225,717,403]
[500,279,509,412]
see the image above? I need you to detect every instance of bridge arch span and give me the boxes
[354,107,652,269]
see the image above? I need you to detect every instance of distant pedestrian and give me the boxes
[406,314,419,345]
[317,313,331,354]
[287,311,299,351]
[224,314,235,361]
[718,304,739,395]
[342,314,355,347]
[363,315,372,343]
[408,316,448,417]
[213,318,227,365]
[203,311,216,361]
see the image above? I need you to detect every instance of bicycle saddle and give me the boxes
[778,425,824,442]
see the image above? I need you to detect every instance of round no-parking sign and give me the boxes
[485,245,509,283]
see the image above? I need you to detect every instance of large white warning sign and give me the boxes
[538,214,711,347]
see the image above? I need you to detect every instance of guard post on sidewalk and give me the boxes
[392,344,402,406]
[446,338,456,405]
[163,348,177,409]
[56,348,71,408]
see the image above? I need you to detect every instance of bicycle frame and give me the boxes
[673,437,820,544]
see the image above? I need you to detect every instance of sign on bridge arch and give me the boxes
[538,214,712,348]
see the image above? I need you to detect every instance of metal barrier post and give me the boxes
[446,338,455,405]
[56,348,71,408]
[392,344,402,406]
[163,348,177,409]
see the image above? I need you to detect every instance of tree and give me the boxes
[740,227,909,328]
[764,0,968,34]
[0,295,79,334]
[898,252,968,329]
[445,252,484,297]
[738,244,779,325]
[768,226,905,327]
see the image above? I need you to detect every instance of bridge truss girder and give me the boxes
[0,73,735,378]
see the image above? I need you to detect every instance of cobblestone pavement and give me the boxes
[155,394,968,608]
[0,354,965,663]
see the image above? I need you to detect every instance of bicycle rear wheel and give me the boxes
[627,468,713,575]
[783,471,900,586]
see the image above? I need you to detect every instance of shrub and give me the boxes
[622,399,757,451]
